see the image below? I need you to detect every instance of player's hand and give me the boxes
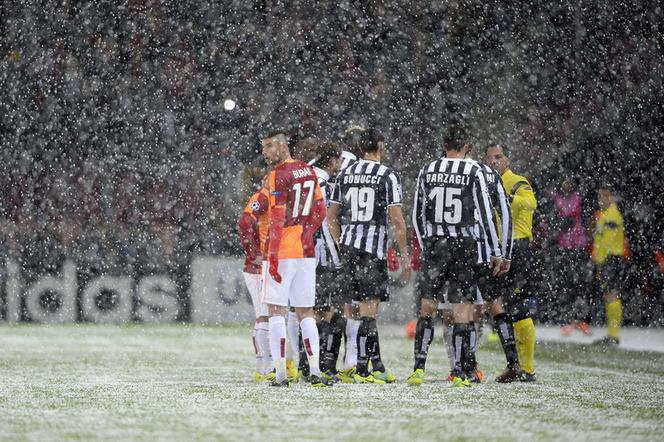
[399,256,412,285]
[268,253,282,284]
[489,256,502,277]
[251,254,263,266]
[498,258,511,276]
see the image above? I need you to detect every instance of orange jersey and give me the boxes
[268,159,325,259]
[238,187,270,273]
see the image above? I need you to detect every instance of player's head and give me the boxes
[293,136,318,163]
[598,184,615,210]
[342,124,366,157]
[313,142,342,176]
[442,125,471,158]
[484,143,511,175]
[261,129,292,166]
[359,128,385,159]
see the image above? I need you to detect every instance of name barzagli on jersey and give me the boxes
[425,172,470,186]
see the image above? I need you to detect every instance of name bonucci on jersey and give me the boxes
[330,159,403,259]
[412,157,501,262]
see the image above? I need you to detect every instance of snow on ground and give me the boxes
[536,326,664,353]
[0,324,662,441]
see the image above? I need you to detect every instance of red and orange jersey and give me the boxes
[268,159,325,259]
[238,186,270,273]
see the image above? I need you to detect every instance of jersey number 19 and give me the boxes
[346,187,375,222]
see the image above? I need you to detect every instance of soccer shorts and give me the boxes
[315,266,348,310]
[418,237,478,304]
[243,272,269,318]
[598,256,626,293]
[339,248,390,302]
[262,258,316,308]
[476,264,508,303]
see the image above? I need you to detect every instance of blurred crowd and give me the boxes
[0,1,662,323]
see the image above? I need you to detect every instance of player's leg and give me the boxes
[594,258,623,345]
[406,298,436,386]
[243,271,271,380]
[291,258,331,387]
[451,302,474,387]
[339,301,360,382]
[264,259,295,385]
[439,304,455,375]
[286,307,300,378]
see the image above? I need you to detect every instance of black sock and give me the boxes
[452,323,473,377]
[414,316,435,370]
[298,329,310,376]
[368,318,386,373]
[356,316,372,376]
[494,313,519,368]
[330,313,346,373]
[318,320,333,373]
[469,322,478,371]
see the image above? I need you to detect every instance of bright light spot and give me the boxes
[223,99,236,111]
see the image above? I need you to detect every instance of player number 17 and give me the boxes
[292,181,315,217]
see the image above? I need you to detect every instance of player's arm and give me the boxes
[473,170,502,275]
[411,168,425,251]
[327,177,343,246]
[238,210,260,263]
[267,171,287,283]
[386,171,410,283]
[496,177,513,275]
[510,179,537,212]
[389,204,411,284]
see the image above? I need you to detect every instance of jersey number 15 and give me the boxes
[429,187,462,224]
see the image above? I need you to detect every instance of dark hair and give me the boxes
[342,125,365,156]
[443,125,469,151]
[314,142,341,169]
[261,127,297,156]
[484,143,510,158]
[359,128,384,154]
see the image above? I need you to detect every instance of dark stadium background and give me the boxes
[0,1,662,324]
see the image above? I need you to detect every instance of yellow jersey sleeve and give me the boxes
[501,169,537,241]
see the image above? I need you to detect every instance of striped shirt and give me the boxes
[412,157,501,261]
[313,166,342,268]
[478,163,513,262]
[330,159,403,259]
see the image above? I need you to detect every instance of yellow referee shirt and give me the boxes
[500,169,537,241]
[592,203,625,264]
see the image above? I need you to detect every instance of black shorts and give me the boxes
[315,266,349,310]
[340,248,389,302]
[597,256,626,293]
[504,239,535,320]
[417,237,478,304]
[476,264,508,303]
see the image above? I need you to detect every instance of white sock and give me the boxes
[300,317,321,377]
[344,318,361,369]
[256,322,271,374]
[444,323,455,370]
[252,325,262,372]
[268,316,287,381]
[286,310,300,362]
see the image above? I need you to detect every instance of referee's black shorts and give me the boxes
[504,239,535,321]
[339,247,390,302]
[417,237,478,304]
[597,255,626,293]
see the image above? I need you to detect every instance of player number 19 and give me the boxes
[345,187,375,222]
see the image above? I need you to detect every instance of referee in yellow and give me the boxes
[592,185,626,345]
[485,143,538,382]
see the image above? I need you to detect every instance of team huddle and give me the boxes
[238,125,538,387]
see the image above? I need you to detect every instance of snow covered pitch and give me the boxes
[1,324,662,441]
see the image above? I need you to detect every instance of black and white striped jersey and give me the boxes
[412,157,501,261]
[477,163,513,262]
[314,166,342,268]
[339,150,357,171]
[330,159,403,259]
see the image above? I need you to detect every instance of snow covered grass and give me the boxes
[1,324,663,441]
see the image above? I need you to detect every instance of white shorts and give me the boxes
[262,258,316,308]
[243,272,269,318]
